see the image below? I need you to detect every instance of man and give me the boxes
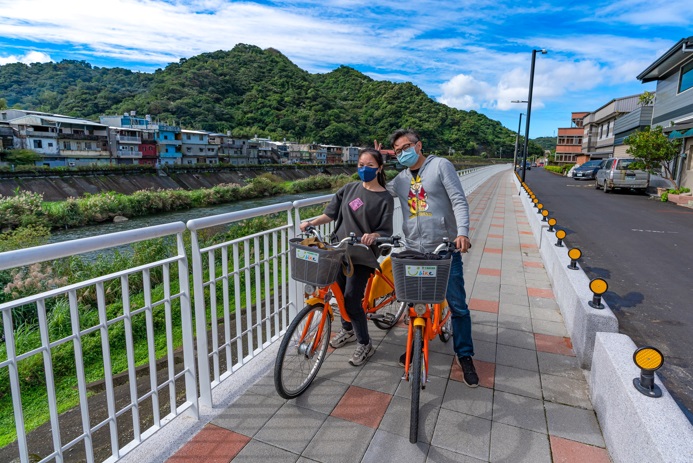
[385,128,478,387]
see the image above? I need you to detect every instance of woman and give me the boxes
[300,148,394,366]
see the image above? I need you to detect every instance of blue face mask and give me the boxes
[397,146,419,167]
[358,166,379,182]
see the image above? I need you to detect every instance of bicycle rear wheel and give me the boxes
[409,324,424,443]
[372,297,406,330]
[439,305,452,343]
[274,303,331,399]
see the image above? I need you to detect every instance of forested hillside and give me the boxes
[0,44,541,155]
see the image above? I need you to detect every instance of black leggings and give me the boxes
[335,264,374,345]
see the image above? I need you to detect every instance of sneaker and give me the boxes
[456,356,479,387]
[349,341,375,366]
[330,329,356,348]
[398,352,409,367]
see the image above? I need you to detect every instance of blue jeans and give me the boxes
[446,252,474,357]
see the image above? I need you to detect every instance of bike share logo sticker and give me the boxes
[296,249,319,263]
[405,265,437,277]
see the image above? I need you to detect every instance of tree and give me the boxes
[0,97,7,110]
[638,91,655,106]
[624,126,681,180]
[3,149,42,165]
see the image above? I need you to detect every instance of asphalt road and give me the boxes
[523,168,693,422]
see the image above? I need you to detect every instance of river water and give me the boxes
[49,190,332,244]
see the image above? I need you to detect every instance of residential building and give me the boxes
[581,94,641,159]
[555,112,589,165]
[181,130,218,164]
[638,37,693,189]
[108,127,143,164]
[342,145,359,163]
[7,112,110,167]
[101,112,182,165]
[155,125,183,165]
[289,143,312,164]
[612,104,654,158]
[323,145,343,164]
[209,133,259,165]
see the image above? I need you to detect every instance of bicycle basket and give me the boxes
[391,252,452,303]
[289,238,346,286]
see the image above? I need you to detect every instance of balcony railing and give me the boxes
[60,150,111,157]
[59,134,108,141]
[116,136,141,143]
[0,164,509,463]
[116,150,142,158]
[21,129,58,138]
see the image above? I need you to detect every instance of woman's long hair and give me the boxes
[359,148,386,188]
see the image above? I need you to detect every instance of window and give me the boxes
[186,134,191,140]
[48,142,53,148]
[679,60,693,93]
[198,135,203,141]
[85,142,92,150]
[186,147,192,153]
[63,141,71,150]
[33,140,43,149]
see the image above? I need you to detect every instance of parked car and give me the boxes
[573,160,604,180]
[595,158,649,193]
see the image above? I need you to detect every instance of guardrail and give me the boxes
[0,164,507,462]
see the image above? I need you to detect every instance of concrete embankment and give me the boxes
[0,166,355,201]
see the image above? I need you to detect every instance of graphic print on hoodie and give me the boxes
[408,174,432,218]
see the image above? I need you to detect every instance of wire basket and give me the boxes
[391,253,452,303]
[289,239,346,286]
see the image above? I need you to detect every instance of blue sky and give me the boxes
[1,0,692,139]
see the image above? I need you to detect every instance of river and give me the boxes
[49,190,332,244]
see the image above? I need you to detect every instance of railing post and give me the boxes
[177,232,199,417]
[190,230,212,407]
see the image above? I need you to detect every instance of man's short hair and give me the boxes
[389,128,420,147]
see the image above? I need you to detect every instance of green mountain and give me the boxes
[532,136,557,152]
[0,44,530,155]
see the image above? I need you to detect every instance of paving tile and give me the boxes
[394,369,447,407]
[523,261,544,268]
[495,344,539,372]
[541,374,593,409]
[230,439,300,462]
[478,268,502,277]
[167,424,250,463]
[302,416,375,463]
[497,327,535,350]
[536,352,583,381]
[471,310,498,327]
[352,360,402,394]
[451,358,495,389]
[362,429,429,463]
[483,247,503,254]
[499,284,528,296]
[489,421,551,463]
[370,337,406,367]
[529,307,563,323]
[471,323,498,344]
[427,350,456,378]
[544,402,605,447]
[549,435,611,463]
[425,446,488,463]
[494,364,542,400]
[379,395,441,444]
[471,339,496,363]
[492,391,547,434]
[212,392,285,437]
[315,351,363,384]
[532,319,568,337]
[534,334,575,357]
[254,403,327,454]
[330,385,392,428]
[528,297,560,311]
[498,303,531,318]
[441,381,493,420]
[527,287,554,299]
[288,377,350,415]
[431,408,492,461]
[469,298,500,314]
[497,313,533,333]
[246,373,281,397]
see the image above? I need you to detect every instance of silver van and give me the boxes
[595,158,649,193]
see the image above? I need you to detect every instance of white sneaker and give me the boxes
[330,329,356,348]
[349,341,375,366]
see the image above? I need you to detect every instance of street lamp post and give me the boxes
[513,112,524,169]
[520,48,547,182]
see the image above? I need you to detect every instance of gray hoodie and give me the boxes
[387,155,470,253]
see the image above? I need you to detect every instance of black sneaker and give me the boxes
[456,356,479,388]
[398,352,407,367]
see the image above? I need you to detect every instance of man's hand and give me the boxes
[454,235,471,253]
[374,139,382,151]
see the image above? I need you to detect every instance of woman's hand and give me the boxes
[300,221,312,232]
[361,233,379,246]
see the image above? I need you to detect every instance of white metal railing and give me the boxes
[0,223,198,463]
[0,163,506,462]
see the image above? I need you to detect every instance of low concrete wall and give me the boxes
[513,174,618,369]
[514,172,693,462]
[591,333,693,463]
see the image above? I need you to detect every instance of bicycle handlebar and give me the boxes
[302,227,401,249]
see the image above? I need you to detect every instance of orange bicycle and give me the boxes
[391,240,455,443]
[274,229,404,399]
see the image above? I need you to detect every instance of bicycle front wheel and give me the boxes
[372,297,406,330]
[409,324,424,443]
[274,303,331,399]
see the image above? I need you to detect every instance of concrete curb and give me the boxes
[591,333,693,463]
[513,172,693,463]
[513,174,618,369]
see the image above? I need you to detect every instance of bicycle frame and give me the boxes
[299,282,343,356]
[403,300,450,379]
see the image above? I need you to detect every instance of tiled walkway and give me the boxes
[167,171,611,463]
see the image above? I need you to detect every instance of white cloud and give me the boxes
[0,50,52,65]
[594,0,693,26]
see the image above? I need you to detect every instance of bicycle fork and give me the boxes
[404,316,429,387]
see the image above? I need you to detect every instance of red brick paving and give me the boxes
[487,234,504,239]
[469,298,499,313]
[535,333,575,357]
[527,287,555,299]
[331,385,392,428]
[451,358,495,388]
[550,436,611,463]
[523,261,544,268]
[478,268,502,277]
[520,231,533,235]
[484,247,503,254]
[167,424,250,463]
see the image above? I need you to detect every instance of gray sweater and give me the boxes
[387,155,470,253]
